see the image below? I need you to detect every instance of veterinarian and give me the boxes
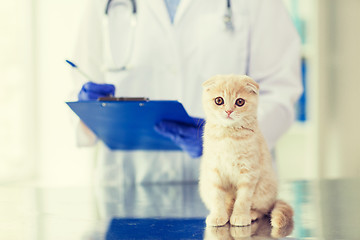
[71,0,302,185]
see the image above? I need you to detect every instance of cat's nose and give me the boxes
[225,110,233,116]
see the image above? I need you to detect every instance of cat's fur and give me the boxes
[199,75,293,229]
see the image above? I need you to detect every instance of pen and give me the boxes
[65,59,93,81]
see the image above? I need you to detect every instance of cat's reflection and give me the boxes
[204,215,294,240]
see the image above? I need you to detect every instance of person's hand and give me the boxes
[78,81,115,101]
[155,117,205,158]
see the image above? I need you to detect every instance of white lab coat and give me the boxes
[72,0,302,185]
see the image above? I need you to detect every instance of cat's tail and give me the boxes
[270,200,294,229]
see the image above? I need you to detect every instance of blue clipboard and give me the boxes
[106,218,205,239]
[66,100,195,150]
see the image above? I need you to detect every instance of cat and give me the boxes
[199,75,293,230]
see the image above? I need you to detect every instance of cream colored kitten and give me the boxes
[199,75,293,230]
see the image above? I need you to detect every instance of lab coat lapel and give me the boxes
[143,0,194,28]
[143,0,172,32]
[173,0,192,25]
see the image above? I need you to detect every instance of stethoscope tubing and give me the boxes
[105,0,230,16]
[105,0,137,15]
[103,0,233,72]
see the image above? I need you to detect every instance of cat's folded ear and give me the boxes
[202,76,218,91]
[244,77,259,95]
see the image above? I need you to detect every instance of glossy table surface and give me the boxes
[1,179,360,240]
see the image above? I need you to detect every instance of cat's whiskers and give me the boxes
[195,118,206,138]
[240,126,255,133]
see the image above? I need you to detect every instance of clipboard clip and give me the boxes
[98,97,150,101]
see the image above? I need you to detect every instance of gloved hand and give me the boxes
[155,117,205,158]
[78,81,115,101]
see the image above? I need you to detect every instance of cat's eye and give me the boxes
[214,97,224,105]
[235,98,245,107]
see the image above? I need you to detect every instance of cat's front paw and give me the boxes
[230,214,251,227]
[206,214,229,226]
[251,210,263,222]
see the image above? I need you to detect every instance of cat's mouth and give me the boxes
[224,115,235,121]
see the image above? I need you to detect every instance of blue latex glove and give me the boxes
[78,81,115,101]
[155,117,205,158]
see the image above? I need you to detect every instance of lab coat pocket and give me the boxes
[104,69,129,84]
[197,10,249,78]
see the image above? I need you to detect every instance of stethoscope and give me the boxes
[104,0,233,72]
[105,0,137,15]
